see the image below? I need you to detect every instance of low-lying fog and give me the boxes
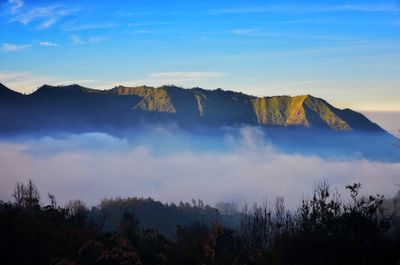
[0,126,399,208]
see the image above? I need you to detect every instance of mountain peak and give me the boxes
[33,84,95,95]
[0,83,386,134]
[0,83,21,96]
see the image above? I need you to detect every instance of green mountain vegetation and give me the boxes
[107,85,362,131]
[0,83,384,132]
[1,180,399,265]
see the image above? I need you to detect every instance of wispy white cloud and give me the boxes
[338,4,400,12]
[145,71,226,85]
[148,71,225,79]
[39,41,58,47]
[127,22,168,27]
[260,19,394,26]
[264,18,334,25]
[209,28,375,44]
[230,28,260,35]
[0,41,58,52]
[61,22,117,31]
[70,34,105,45]
[0,71,29,80]
[210,4,400,14]
[130,29,154,34]
[210,6,278,15]
[0,43,31,52]
[71,34,84,45]
[8,0,24,13]
[115,10,156,18]
[10,4,77,28]
[38,17,57,29]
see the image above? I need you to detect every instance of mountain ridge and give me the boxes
[0,83,385,133]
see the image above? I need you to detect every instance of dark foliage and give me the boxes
[0,180,399,265]
[90,197,224,239]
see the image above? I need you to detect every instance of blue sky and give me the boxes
[0,0,400,111]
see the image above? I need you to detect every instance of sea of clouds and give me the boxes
[0,126,399,208]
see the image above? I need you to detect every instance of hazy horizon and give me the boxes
[362,111,399,136]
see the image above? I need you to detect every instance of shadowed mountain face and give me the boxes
[0,83,383,133]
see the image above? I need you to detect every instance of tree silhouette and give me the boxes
[1,180,400,265]
[13,179,40,208]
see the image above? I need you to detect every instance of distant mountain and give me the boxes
[0,83,21,97]
[0,83,385,134]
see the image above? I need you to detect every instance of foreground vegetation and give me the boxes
[1,180,399,265]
